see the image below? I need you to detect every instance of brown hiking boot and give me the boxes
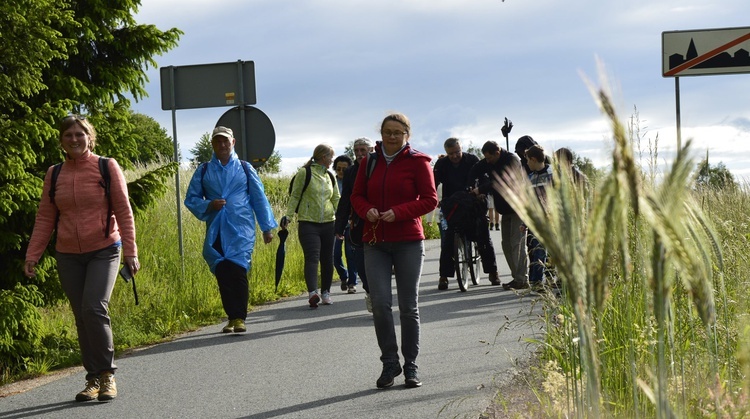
[438,277,449,290]
[97,372,117,401]
[75,378,100,402]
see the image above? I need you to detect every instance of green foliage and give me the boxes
[696,158,737,191]
[0,0,181,298]
[0,284,44,377]
[128,112,176,164]
[189,132,212,164]
[257,150,282,174]
[126,162,179,216]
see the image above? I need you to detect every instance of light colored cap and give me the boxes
[212,126,233,139]
[353,137,372,147]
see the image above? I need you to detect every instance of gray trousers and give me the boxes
[298,221,335,293]
[56,246,120,380]
[501,213,529,283]
[365,240,424,369]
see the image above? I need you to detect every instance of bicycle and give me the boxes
[453,228,482,292]
[442,189,487,292]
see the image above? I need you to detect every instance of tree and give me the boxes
[696,159,736,190]
[0,0,182,295]
[129,112,175,164]
[190,132,213,165]
[257,150,282,174]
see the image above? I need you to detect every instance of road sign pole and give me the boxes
[674,76,682,151]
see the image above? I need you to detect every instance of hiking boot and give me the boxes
[309,291,320,308]
[438,277,449,290]
[75,378,100,402]
[502,279,529,290]
[232,319,247,333]
[364,293,373,313]
[376,362,402,388]
[404,368,422,388]
[97,372,117,401]
[489,223,494,230]
[347,285,357,294]
[222,320,234,333]
[321,291,332,305]
[340,279,347,291]
[495,223,499,231]
[488,272,501,286]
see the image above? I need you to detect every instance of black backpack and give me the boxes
[289,166,336,213]
[50,157,113,238]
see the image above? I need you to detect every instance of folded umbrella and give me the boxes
[275,227,289,292]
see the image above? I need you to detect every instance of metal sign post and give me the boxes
[159,60,275,279]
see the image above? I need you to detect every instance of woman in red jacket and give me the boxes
[24,115,139,402]
[351,113,437,389]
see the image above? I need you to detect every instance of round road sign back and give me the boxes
[216,105,275,167]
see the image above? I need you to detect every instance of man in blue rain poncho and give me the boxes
[185,126,278,334]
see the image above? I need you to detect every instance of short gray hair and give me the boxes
[353,137,373,147]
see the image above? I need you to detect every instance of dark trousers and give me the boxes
[215,260,249,320]
[473,218,498,274]
[351,242,370,293]
[439,224,456,278]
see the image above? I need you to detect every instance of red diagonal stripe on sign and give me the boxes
[665,31,750,76]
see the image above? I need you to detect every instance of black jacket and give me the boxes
[468,150,523,215]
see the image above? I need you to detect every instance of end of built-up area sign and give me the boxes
[663,26,750,77]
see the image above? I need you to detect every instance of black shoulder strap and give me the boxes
[98,157,113,238]
[199,162,208,197]
[49,163,64,204]
[295,166,313,213]
[366,152,378,178]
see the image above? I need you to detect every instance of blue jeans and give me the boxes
[365,241,424,368]
[334,226,357,285]
[527,230,547,283]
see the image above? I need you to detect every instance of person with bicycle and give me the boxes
[469,140,529,290]
[433,137,493,290]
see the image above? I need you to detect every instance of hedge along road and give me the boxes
[0,230,542,419]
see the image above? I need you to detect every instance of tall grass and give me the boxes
[495,74,747,417]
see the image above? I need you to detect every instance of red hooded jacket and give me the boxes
[351,142,437,243]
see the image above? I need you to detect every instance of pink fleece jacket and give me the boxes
[26,149,138,262]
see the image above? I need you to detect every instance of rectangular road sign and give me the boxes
[662,26,750,77]
[160,60,256,110]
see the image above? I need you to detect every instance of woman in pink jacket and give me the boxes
[351,113,438,389]
[24,115,139,402]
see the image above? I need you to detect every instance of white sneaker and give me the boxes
[321,291,332,305]
[364,293,373,313]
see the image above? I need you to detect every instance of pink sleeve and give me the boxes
[26,167,58,263]
[109,159,138,257]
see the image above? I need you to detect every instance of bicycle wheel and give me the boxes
[471,242,481,286]
[453,232,470,292]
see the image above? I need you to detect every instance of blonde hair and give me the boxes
[305,143,335,167]
[59,115,97,150]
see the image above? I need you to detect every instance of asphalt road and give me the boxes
[0,230,543,419]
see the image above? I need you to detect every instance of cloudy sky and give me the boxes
[131,0,750,178]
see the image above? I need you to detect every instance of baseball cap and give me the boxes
[212,126,233,139]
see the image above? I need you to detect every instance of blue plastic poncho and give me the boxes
[184,151,278,273]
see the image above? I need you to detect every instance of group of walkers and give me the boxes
[22,111,584,402]
[434,134,587,292]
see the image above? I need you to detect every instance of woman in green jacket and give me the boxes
[282,144,340,308]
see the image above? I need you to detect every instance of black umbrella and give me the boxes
[275,227,289,291]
